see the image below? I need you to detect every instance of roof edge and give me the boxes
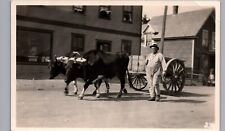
[194,9,215,36]
[153,36,198,41]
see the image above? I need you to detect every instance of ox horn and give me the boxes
[72,51,81,56]
[76,57,87,63]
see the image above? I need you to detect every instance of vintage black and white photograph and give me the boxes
[11,1,220,130]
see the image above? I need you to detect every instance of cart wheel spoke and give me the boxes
[134,77,139,87]
[136,77,141,89]
[141,77,147,87]
[138,76,143,89]
[139,78,143,89]
[176,81,181,90]
[174,82,178,93]
[179,68,184,73]
[176,64,181,72]
[132,76,137,85]
[170,83,173,94]
[173,83,176,93]
[167,82,172,91]
[173,63,178,73]
[163,59,185,95]
[129,74,147,91]
[139,77,144,85]
[177,82,181,91]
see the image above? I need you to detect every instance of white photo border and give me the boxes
[11,1,220,131]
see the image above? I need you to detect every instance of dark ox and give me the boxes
[48,56,110,95]
[48,57,79,94]
[48,57,66,79]
[65,50,130,99]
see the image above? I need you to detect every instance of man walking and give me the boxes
[145,43,166,101]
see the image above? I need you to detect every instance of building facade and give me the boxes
[16,6,142,79]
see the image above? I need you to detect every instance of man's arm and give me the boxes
[145,60,149,65]
[145,55,149,65]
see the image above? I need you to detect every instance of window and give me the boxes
[121,40,132,55]
[16,27,52,63]
[210,32,215,51]
[72,6,85,14]
[202,29,208,47]
[122,6,133,23]
[99,6,111,19]
[71,33,85,52]
[96,40,111,52]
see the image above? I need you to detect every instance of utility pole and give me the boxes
[160,6,168,54]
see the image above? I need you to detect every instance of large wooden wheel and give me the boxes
[128,73,147,91]
[162,59,185,95]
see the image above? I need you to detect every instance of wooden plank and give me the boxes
[128,55,146,73]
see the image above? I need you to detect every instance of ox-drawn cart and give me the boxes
[128,55,186,95]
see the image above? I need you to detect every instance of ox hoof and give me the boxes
[92,91,97,95]
[116,94,122,98]
[123,89,128,94]
[105,89,109,94]
[96,94,101,98]
[73,92,78,95]
[64,91,69,96]
[78,96,83,100]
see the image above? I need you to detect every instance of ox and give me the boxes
[65,50,130,99]
[48,56,110,95]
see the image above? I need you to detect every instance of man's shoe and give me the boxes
[155,95,160,102]
[148,97,155,101]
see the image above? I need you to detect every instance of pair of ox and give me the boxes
[48,55,110,95]
[49,50,131,99]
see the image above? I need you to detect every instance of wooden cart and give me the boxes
[128,55,186,95]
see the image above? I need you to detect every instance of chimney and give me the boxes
[173,6,179,15]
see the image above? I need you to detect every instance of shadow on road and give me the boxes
[174,91,211,97]
[160,99,206,103]
[75,95,205,103]
[87,92,148,101]
[65,90,208,103]
[68,92,169,102]
[138,89,210,98]
[85,96,150,102]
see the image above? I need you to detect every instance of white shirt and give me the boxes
[145,52,167,75]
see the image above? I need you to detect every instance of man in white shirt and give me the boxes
[145,43,166,101]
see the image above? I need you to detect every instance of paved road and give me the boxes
[16,79,215,128]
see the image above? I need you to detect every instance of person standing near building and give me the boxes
[145,43,167,101]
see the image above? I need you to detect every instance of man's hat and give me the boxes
[149,43,159,50]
